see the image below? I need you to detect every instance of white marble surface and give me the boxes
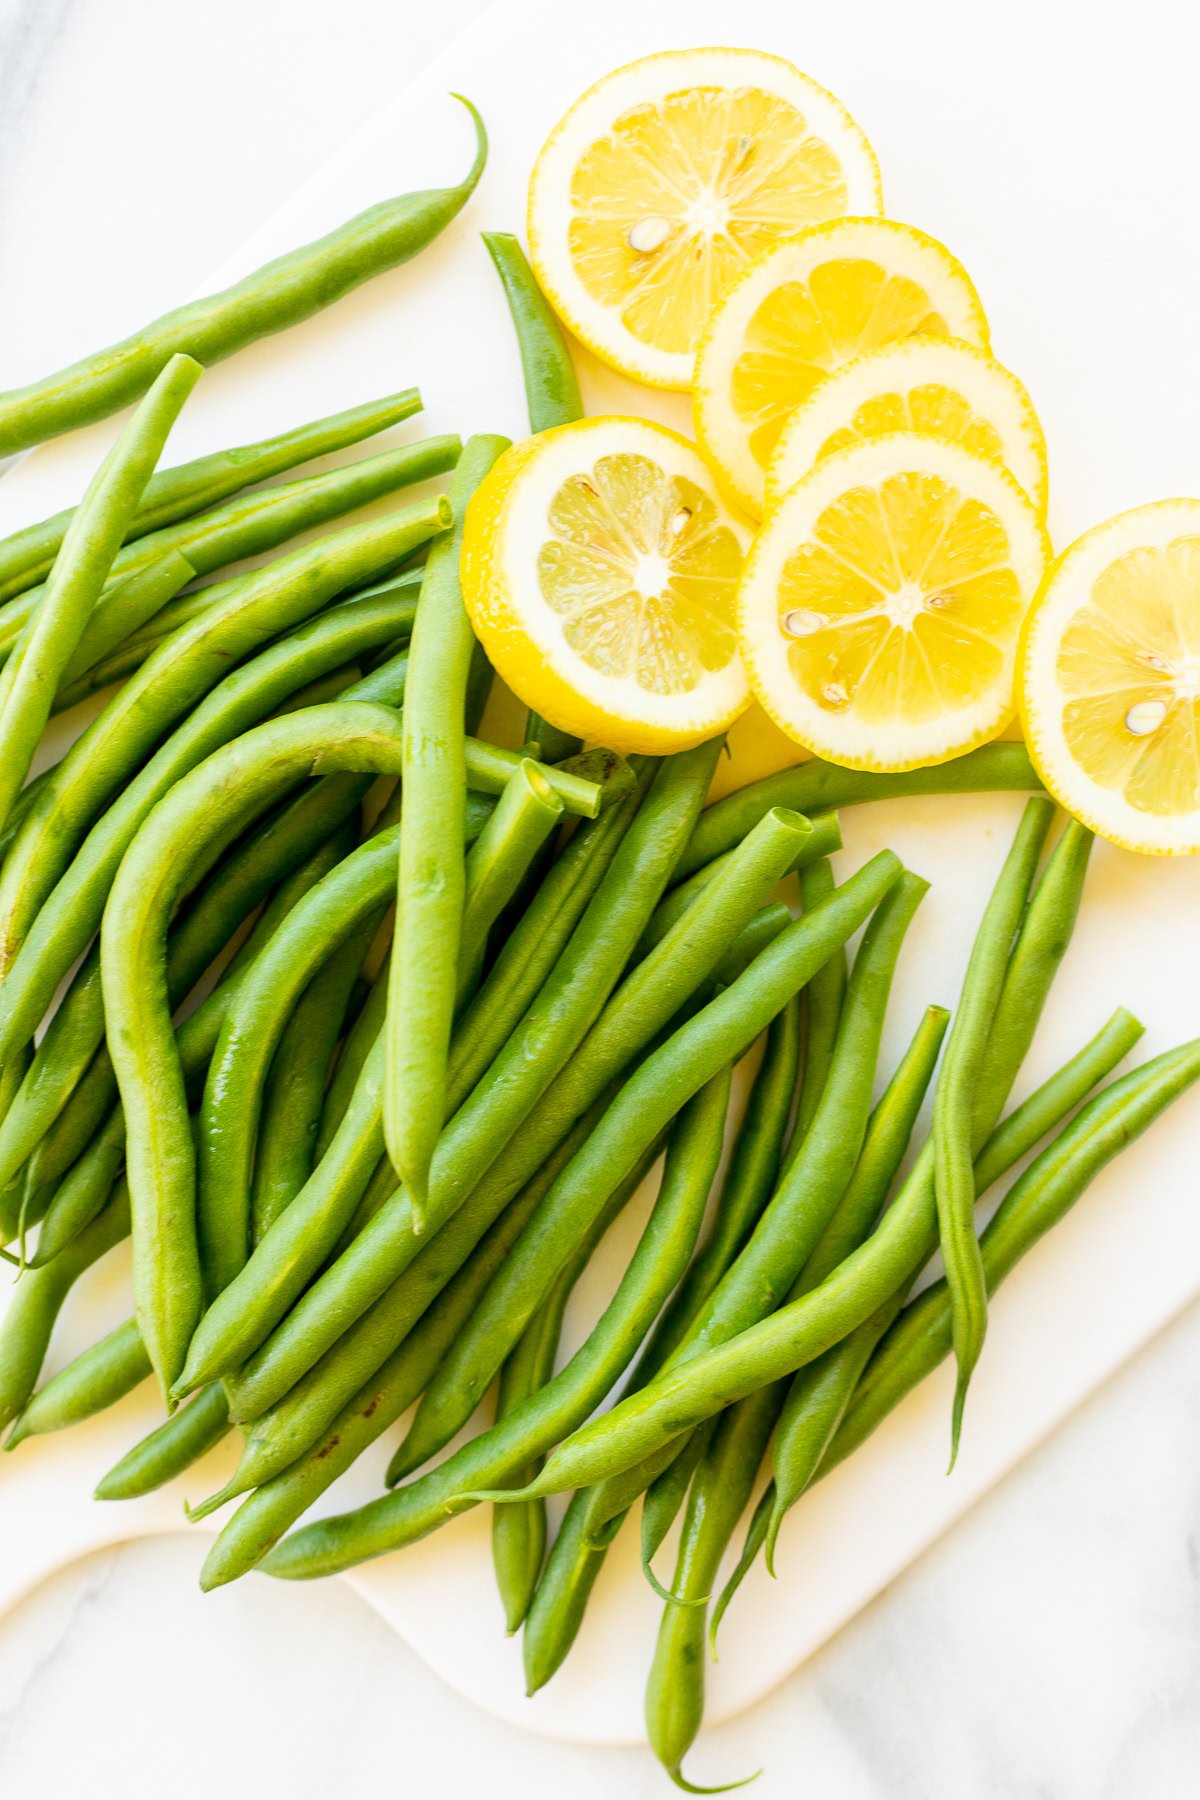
[2,1,1200,1794]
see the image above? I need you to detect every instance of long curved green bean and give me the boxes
[101,703,422,1397]
[638,812,841,957]
[0,100,484,459]
[678,743,1043,881]
[0,387,422,607]
[482,229,582,761]
[790,858,847,1153]
[387,434,510,1221]
[0,1181,130,1432]
[523,1490,620,1695]
[934,796,1055,1464]
[0,355,201,833]
[0,493,451,997]
[455,761,564,1006]
[95,1382,233,1501]
[178,744,722,1408]
[255,854,902,1580]
[472,822,1093,1508]
[0,584,432,1187]
[5,1317,151,1449]
[580,868,928,1541]
[54,549,196,694]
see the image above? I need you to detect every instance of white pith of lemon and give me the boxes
[738,430,1050,771]
[461,416,753,755]
[766,335,1047,513]
[527,48,882,391]
[694,218,990,516]
[1020,500,1200,854]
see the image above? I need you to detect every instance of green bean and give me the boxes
[0,1043,32,1242]
[255,854,903,1580]
[677,743,1043,882]
[580,869,928,1541]
[55,550,196,695]
[323,809,820,1472]
[0,585,432,1186]
[261,1061,738,1582]
[0,388,423,607]
[644,1388,775,1792]
[639,1420,717,1599]
[315,966,390,1160]
[179,745,722,1408]
[95,1383,232,1501]
[493,823,1095,1507]
[934,796,1055,1464]
[0,1181,131,1431]
[5,1317,151,1449]
[790,858,847,1153]
[638,812,841,957]
[0,355,201,833]
[197,1122,615,1585]
[386,437,511,1219]
[482,229,583,762]
[523,1491,620,1695]
[828,1032,1200,1471]
[22,817,363,1261]
[251,932,369,1242]
[456,760,564,1007]
[0,432,459,677]
[102,703,424,1396]
[0,497,451,1013]
[0,102,485,459]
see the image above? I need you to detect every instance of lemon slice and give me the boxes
[766,336,1048,513]
[461,416,752,754]
[738,431,1049,771]
[1020,501,1200,854]
[695,218,990,517]
[527,48,882,391]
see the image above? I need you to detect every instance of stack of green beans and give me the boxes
[0,152,1195,1800]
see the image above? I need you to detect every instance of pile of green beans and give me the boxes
[0,173,1195,1800]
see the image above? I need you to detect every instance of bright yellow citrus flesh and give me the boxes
[461,417,752,755]
[527,49,882,390]
[1020,500,1200,853]
[694,218,990,516]
[739,431,1050,771]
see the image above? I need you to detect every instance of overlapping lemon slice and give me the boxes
[461,417,752,754]
[738,431,1050,771]
[695,218,989,516]
[1020,501,1200,853]
[527,48,882,390]
[766,336,1048,513]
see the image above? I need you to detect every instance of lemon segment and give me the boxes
[1019,500,1200,854]
[694,218,990,516]
[738,432,1050,771]
[766,336,1048,513]
[461,417,752,755]
[527,48,882,391]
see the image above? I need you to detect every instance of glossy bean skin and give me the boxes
[677,743,1043,882]
[102,703,419,1397]
[580,869,929,1540]
[435,826,1095,1506]
[5,1317,151,1448]
[455,760,564,1007]
[94,1383,233,1501]
[0,584,431,1189]
[0,493,452,997]
[0,388,422,607]
[933,797,1055,1461]
[637,811,841,957]
[0,101,484,459]
[0,355,201,834]
[482,229,582,761]
[789,858,847,1154]
[386,436,510,1219]
[54,549,196,695]
[254,854,905,1580]
[181,745,724,1408]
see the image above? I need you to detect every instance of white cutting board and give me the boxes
[2,0,1200,1747]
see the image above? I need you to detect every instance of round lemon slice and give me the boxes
[766,336,1048,513]
[739,431,1050,771]
[461,416,752,755]
[695,218,990,517]
[527,48,882,391]
[1020,501,1200,854]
